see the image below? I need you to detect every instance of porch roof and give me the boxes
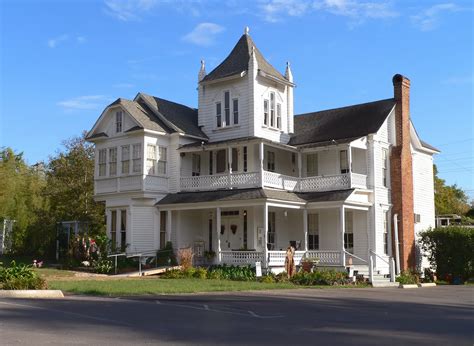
[155,188,355,206]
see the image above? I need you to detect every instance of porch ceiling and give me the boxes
[155,188,355,208]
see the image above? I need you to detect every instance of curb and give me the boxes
[417,283,437,288]
[0,290,64,298]
[399,284,418,289]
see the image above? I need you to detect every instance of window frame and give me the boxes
[160,211,167,249]
[216,102,222,128]
[263,99,269,126]
[109,147,117,176]
[116,111,123,133]
[98,149,107,177]
[158,147,167,175]
[340,150,349,174]
[267,151,275,172]
[132,144,142,174]
[382,148,389,187]
[344,211,354,254]
[306,153,319,177]
[267,211,276,250]
[111,210,117,251]
[192,153,201,176]
[121,145,130,175]
[146,144,157,175]
[276,103,281,129]
[224,90,230,127]
[308,213,319,250]
[120,209,127,251]
[383,211,389,255]
[233,98,239,125]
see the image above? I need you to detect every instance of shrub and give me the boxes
[419,227,474,281]
[0,260,47,290]
[193,267,208,279]
[396,270,419,285]
[260,274,276,283]
[161,269,184,279]
[207,264,256,281]
[93,259,113,274]
[291,269,349,286]
[177,247,194,270]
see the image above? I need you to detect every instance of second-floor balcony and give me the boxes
[180,170,367,192]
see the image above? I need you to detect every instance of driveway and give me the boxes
[0,286,472,345]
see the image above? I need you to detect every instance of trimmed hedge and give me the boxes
[419,227,474,281]
[290,269,349,286]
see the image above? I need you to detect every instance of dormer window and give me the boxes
[116,111,123,133]
[270,92,275,127]
[224,91,230,126]
[216,102,222,127]
[216,91,238,128]
[233,99,239,125]
[263,92,282,130]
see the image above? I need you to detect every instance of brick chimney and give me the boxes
[390,74,415,271]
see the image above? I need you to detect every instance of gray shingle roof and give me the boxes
[290,99,396,146]
[156,188,354,206]
[139,93,207,139]
[202,34,286,83]
[420,140,440,152]
[116,98,168,133]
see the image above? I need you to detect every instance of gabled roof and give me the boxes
[201,33,286,83]
[155,188,354,206]
[420,140,439,152]
[289,99,396,146]
[137,93,207,139]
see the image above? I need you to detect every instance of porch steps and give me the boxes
[371,274,399,288]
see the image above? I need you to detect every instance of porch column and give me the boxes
[340,205,346,266]
[227,147,232,189]
[263,203,268,268]
[303,209,308,252]
[259,142,264,188]
[216,207,222,262]
[298,152,303,192]
[166,210,172,243]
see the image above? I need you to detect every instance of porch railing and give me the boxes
[221,251,265,265]
[267,250,343,267]
[95,174,168,195]
[263,171,299,191]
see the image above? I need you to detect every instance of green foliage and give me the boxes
[207,264,256,281]
[396,270,419,285]
[193,267,208,279]
[419,227,474,281]
[0,260,47,289]
[290,269,349,286]
[93,259,113,274]
[156,242,177,266]
[434,165,470,215]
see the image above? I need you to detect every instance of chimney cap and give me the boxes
[392,74,410,85]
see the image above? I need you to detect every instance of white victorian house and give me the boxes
[87,29,439,282]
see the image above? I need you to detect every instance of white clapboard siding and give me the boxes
[131,206,156,253]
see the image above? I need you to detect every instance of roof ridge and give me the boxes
[296,98,395,117]
[139,92,197,111]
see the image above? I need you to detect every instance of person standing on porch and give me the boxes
[285,244,296,278]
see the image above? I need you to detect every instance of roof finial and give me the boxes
[198,59,206,82]
[244,26,250,35]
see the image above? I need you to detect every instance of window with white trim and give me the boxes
[231,148,238,172]
[146,144,156,175]
[121,145,130,175]
[382,148,388,187]
[267,211,276,250]
[116,111,123,133]
[308,213,319,250]
[109,147,117,176]
[340,150,349,174]
[383,211,389,255]
[306,153,318,177]
[120,209,127,251]
[344,211,354,254]
[224,91,230,126]
[132,144,142,173]
[192,154,201,176]
[216,150,226,173]
[263,99,269,126]
[98,149,107,176]
[216,102,222,128]
[233,99,239,125]
[276,103,281,129]
[158,147,167,175]
[267,151,275,172]
[270,92,275,127]
[111,210,117,251]
[160,211,167,249]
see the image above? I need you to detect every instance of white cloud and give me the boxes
[57,95,112,110]
[259,0,397,24]
[104,0,158,21]
[48,34,69,48]
[411,3,460,31]
[182,23,225,46]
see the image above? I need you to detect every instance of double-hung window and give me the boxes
[344,211,354,254]
[383,211,389,255]
[382,148,388,187]
[224,91,230,126]
[192,154,201,176]
[98,149,107,176]
[233,99,239,125]
[340,150,349,174]
[160,211,167,249]
[132,144,142,173]
[109,147,117,176]
[216,102,222,128]
[158,147,167,175]
[270,92,275,127]
[121,145,130,174]
[276,103,281,129]
[146,144,156,175]
[120,210,127,251]
[267,151,275,172]
[111,210,117,251]
[267,211,276,250]
[263,99,269,126]
[306,153,318,177]
[116,111,122,133]
[308,213,319,250]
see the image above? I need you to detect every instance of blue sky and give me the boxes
[1,0,473,199]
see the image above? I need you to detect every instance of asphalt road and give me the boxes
[0,286,472,345]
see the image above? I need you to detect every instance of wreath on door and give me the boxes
[230,224,237,235]
[220,225,225,235]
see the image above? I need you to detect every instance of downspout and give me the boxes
[393,213,400,275]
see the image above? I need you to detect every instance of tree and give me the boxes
[434,165,470,215]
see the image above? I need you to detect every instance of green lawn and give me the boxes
[48,278,299,295]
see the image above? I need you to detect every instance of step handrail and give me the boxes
[343,250,368,264]
[369,249,389,265]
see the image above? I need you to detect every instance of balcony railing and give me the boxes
[95,174,168,195]
[179,171,367,193]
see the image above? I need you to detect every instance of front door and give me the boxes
[221,217,241,250]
